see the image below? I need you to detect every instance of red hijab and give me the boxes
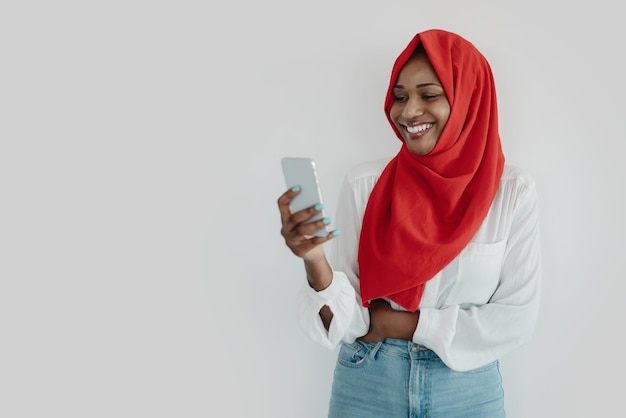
[357,29,505,312]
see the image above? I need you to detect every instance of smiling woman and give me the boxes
[277,28,541,418]
[389,44,450,156]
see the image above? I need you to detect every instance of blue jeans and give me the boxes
[328,339,505,418]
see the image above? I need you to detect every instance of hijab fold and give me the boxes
[357,29,505,312]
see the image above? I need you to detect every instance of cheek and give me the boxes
[388,106,400,122]
[437,104,451,125]
[388,109,403,130]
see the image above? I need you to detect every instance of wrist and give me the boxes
[303,257,332,291]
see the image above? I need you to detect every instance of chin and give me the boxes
[404,137,437,156]
[406,144,434,156]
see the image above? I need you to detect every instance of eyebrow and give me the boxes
[393,83,443,89]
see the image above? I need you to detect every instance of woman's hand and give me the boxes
[359,299,420,343]
[277,187,338,296]
[277,187,338,262]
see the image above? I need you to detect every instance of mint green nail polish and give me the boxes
[314,203,323,211]
[291,185,301,192]
[323,217,331,225]
[332,229,341,236]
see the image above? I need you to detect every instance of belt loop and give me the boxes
[367,341,384,360]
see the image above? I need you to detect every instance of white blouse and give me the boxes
[296,157,542,372]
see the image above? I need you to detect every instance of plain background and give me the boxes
[1,1,624,417]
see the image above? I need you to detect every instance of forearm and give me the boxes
[383,309,420,340]
[360,299,420,342]
[304,256,334,329]
[303,255,333,291]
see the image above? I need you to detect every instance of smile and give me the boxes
[405,123,433,134]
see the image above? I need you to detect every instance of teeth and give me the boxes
[406,123,432,134]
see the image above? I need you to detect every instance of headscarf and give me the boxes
[357,29,505,312]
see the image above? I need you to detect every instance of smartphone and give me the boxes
[281,157,328,237]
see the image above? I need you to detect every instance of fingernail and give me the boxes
[291,185,301,192]
[322,217,331,225]
[314,203,323,211]
[331,229,340,236]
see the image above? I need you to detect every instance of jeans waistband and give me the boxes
[373,338,436,359]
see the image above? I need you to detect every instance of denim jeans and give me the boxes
[328,338,505,418]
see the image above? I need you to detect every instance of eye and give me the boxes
[393,95,408,103]
[421,93,439,101]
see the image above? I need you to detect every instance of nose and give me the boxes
[402,97,425,119]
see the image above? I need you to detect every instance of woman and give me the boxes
[277,29,541,417]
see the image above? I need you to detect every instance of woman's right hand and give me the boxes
[277,187,338,262]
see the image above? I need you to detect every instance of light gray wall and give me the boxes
[2,1,624,417]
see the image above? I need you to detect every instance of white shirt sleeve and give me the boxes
[413,171,542,371]
[295,271,368,349]
[295,167,377,349]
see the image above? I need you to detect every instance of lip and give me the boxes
[402,122,433,139]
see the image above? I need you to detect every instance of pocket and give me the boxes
[445,240,506,306]
[463,359,499,374]
[336,340,379,369]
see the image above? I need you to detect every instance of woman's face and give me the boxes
[389,54,450,156]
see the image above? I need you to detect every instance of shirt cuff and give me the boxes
[296,271,357,349]
[413,306,458,351]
